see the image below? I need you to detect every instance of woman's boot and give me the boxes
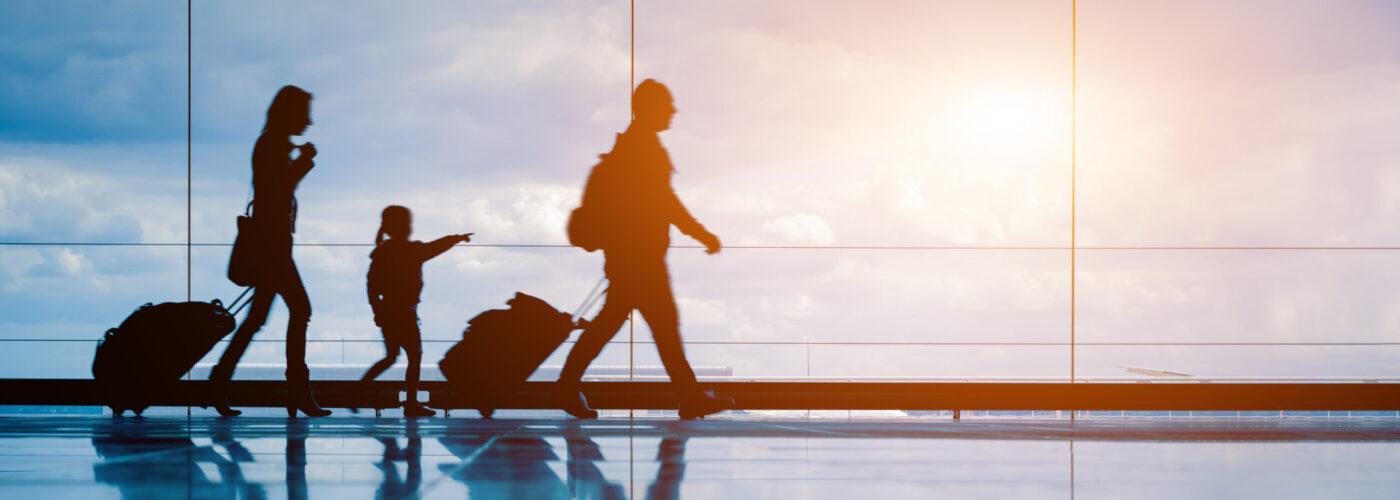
[286,369,331,417]
[209,370,241,417]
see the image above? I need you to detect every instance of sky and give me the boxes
[2,0,1399,381]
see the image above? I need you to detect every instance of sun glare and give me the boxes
[952,87,1057,149]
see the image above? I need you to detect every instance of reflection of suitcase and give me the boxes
[440,290,594,417]
[92,290,250,416]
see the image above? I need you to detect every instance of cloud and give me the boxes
[760,214,835,245]
[6,1,1400,380]
[22,248,85,277]
[0,0,186,142]
[0,148,186,243]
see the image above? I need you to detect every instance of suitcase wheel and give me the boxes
[478,408,495,419]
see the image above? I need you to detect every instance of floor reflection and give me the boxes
[376,420,422,499]
[438,423,686,499]
[93,419,268,500]
[83,417,696,499]
[2,416,1393,498]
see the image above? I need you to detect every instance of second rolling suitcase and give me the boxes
[439,290,594,417]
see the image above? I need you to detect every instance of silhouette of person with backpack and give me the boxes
[209,85,330,417]
[559,79,730,419]
[361,205,473,417]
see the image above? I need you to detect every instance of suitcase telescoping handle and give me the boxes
[226,287,255,316]
[571,277,608,324]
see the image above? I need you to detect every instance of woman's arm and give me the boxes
[287,143,316,187]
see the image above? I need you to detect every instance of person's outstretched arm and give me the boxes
[415,233,473,262]
[664,184,721,254]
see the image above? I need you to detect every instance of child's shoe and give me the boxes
[403,401,436,417]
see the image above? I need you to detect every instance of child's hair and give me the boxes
[376,205,412,246]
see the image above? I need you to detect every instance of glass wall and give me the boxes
[1,0,1398,394]
[0,0,189,380]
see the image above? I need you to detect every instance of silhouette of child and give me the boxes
[362,205,472,417]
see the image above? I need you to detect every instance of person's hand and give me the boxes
[458,233,474,243]
[698,231,721,255]
[298,142,318,161]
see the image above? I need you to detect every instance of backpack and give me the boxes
[567,157,610,252]
[567,136,630,252]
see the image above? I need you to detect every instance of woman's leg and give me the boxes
[279,260,328,416]
[208,275,277,416]
[280,260,312,381]
[211,285,276,383]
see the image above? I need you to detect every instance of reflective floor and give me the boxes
[0,415,1398,499]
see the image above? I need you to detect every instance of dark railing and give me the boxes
[1,379,1397,413]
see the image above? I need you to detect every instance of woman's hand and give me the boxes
[458,233,474,243]
[298,143,318,161]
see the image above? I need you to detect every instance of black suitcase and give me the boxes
[439,291,591,417]
[92,291,247,416]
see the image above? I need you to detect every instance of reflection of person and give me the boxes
[361,205,473,417]
[439,435,572,498]
[563,426,627,498]
[92,420,266,499]
[558,79,730,419]
[210,85,329,417]
[287,419,310,500]
[440,423,688,498]
[646,436,689,500]
[375,419,423,499]
[211,419,267,500]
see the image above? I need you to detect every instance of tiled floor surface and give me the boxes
[0,415,1397,499]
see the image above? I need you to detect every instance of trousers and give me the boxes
[558,255,699,396]
[212,251,312,382]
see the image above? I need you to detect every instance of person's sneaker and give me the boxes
[403,402,436,417]
[560,390,598,419]
[679,393,733,420]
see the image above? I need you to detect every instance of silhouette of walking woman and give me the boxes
[558,79,730,419]
[209,85,330,417]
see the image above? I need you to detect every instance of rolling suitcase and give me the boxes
[439,282,604,417]
[92,289,252,416]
